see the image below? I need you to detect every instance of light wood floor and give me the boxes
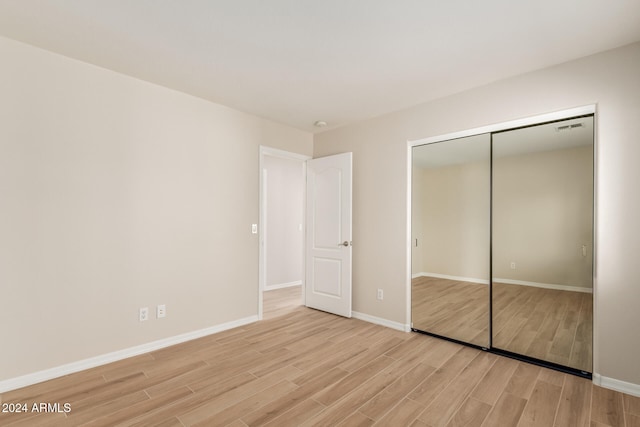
[412,276,490,347]
[493,282,592,373]
[263,285,302,320]
[1,309,634,426]
[412,277,592,372]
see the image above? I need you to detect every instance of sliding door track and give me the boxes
[411,328,592,380]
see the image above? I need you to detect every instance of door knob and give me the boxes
[339,241,352,247]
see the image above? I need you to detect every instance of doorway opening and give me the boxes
[259,147,309,319]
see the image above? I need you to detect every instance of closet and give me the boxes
[411,113,594,376]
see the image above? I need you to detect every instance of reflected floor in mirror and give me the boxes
[493,282,592,373]
[412,276,489,347]
[411,278,592,373]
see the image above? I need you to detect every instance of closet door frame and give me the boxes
[406,104,596,378]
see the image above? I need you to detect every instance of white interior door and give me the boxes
[305,152,352,317]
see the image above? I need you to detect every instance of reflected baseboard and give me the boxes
[412,272,489,285]
[412,273,592,293]
[493,278,593,293]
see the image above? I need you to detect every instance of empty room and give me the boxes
[2,1,640,426]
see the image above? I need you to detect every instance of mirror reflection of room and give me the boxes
[411,134,491,348]
[491,116,594,372]
[411,115,594,375]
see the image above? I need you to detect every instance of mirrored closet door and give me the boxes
[492,116,594,373]
[411,134,491,348]
[411,114,594,376]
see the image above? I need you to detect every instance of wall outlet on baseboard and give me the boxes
[139,307,149,322]
[377,289,383,300]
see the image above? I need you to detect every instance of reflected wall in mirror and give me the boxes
[492,116,594,372]
[412,134,490,347]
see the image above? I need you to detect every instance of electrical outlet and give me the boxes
[510,261,516,269]
[157,304,166,319]
[251,224,258,234]
[139,307,149,322]
[377,289,383,300]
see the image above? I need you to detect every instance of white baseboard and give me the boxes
[414,273,592,293]
[593,373,640,397]
[352,311,411,332]
[0,315,258,394]
[493,278,593,293]
[264,281,302,291]
[413,272,489,285]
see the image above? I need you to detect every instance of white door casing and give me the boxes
[258,146,310,320]
[305,152,353,317]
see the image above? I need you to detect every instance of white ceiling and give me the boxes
[1,1,639,133]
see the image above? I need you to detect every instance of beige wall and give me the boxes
[314,42,640,385]
[413,161,490,281]
[0,36,312,382]
[2,30,638,390]
[264,155,304,288]
[493,146,594,289]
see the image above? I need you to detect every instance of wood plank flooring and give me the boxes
[492,282,592,373]
[263,285,302,320]
[412,277,592,372]
[1,299,632,426]
[411,276,489,347]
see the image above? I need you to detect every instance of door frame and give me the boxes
[258,146,311,320]
[406,104,597,372]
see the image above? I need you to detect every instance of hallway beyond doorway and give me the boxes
[263,285,302,320]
